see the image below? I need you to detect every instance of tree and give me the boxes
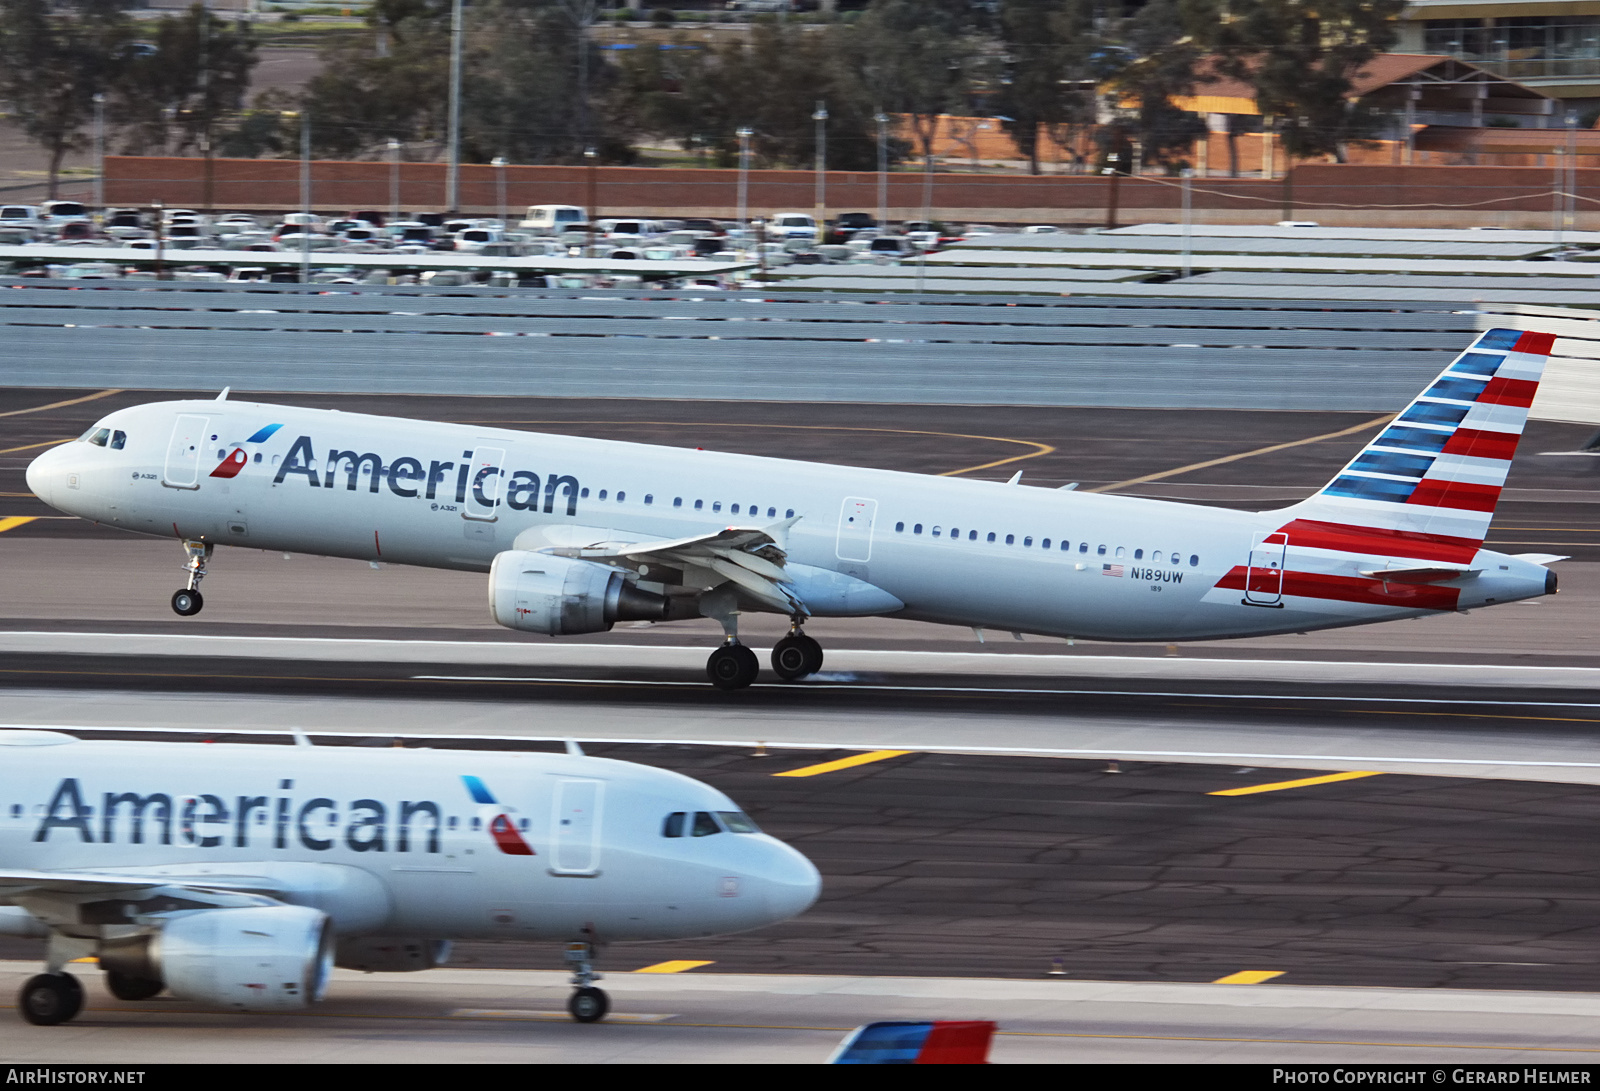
[1110,0,1206,173]
[113,6,257,159]
[0,0,130,197]
[842,0,981,167]
[991,0,1096,175]
[1184,0,1405,163]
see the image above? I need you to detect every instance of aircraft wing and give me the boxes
[0,868,285,907]
[548,518,805,615]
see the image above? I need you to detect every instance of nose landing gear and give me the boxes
[564,941,609,1023]
[171,539,211,616]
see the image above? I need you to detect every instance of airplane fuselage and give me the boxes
[25,398,1554,642]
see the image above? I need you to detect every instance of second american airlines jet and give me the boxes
[26,328,1563,689]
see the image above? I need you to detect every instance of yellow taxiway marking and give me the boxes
[462,419,1055,480]
[1210,770,1384,797]
[0,517,37,534]
[773,749,911,778]
[0,388,122,419]
[634,960,714,974]
[1212,970,1286,985]
[0,438,71,456]
[1089,414,1394,494]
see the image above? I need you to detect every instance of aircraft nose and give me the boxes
[24,444,63,506]
[754,838,822,924]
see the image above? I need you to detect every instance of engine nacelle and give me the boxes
[489,550,666,635]
[100,905,332,1011]
[335,937,452,973]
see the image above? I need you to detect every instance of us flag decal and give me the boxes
[1102,564,1124,577]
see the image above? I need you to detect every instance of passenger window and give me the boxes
[1024,537,1032,547]
[987,532,996,543]
[1134,549,1143,559]
[252,452,262,463]
[1097,544,1107,556]
[1042,538,1050,549]
[968,530,977,541]
[785,509,795,518]
[694,499,703,510]
[674,497,683,508]
[895,521,904,532]
[914,524,923,535]
[951,527,960,539]
[644,494,652,505]
[581,487,590,498]
[712,501,722,512]
[662,812,685,838]
[617,491,625,502]
[691,811,721,837]
[767,507,776,517]
[110,430,126,450]
[1190,554,1199,567]
[1171,552,1180,564]
[1079,542,1088,553]
[932,526,941,537]
[731,504,740,514]
[1006,534,1015,545]
[598,490,608,500]
[1116,546,1125,558]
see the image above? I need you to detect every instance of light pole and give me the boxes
[388,139,401,224]
[874,110,888,228]
[92,93,105,219]
[736,126,752,237]
[445,0,463,214]
[492,155,508,226]
[1180,167,1194,279]
[812,101,827,240]
[584,146,597,258]
[299,110,312,286]
[1567,111,1579,239]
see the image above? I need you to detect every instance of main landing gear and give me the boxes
[705,628,824,691]
[171,539,212,617]
[564,941,609,1023]
[18,972,84,1026]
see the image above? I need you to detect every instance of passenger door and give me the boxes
[162,414,209,489]
[1244,532,1288,606]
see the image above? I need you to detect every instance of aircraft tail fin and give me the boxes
[1282,327,1555,560]
[828,1020,995,1064]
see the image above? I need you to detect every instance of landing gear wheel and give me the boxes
[171,589,204,617]
[568,986,609,1023]
[104,971,162,1002]
[706,644,760,691]
[771,634,824,681]
[19,973,84,1026]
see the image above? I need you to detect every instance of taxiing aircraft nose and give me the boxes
[24,444,64,507]
[753,838,822,924]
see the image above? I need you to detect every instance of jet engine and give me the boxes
[99,905,333,1011]
[489,551,667,636]
[335,937,452,973]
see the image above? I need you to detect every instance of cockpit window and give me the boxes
[82,427,109,447]
[662,812,685,838]
[690,811,721,837]
[109,430,126,450]
[717,811,760,834]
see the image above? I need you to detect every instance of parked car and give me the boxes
[769,212,819,241]
[519,205,587,233]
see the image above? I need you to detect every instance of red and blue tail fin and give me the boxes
[1279,327,1555,560]
[829,1020,995,1064]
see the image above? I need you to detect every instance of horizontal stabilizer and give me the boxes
[1358,565,1477,584]
[1513,553,1570,566]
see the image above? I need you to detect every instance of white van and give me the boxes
[519,205,587,232]
[769,212,818,241]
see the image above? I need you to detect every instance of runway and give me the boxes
[6,386,1600,1060]
[8,963,1600,1064]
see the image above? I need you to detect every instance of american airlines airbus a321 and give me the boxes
[26,328,1563,689]
[0,731,820,1026]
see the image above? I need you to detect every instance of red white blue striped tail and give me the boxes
[1286,327,1554,554]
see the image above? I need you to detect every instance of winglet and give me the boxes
[215,387,230,401]
[564,739,585,756]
